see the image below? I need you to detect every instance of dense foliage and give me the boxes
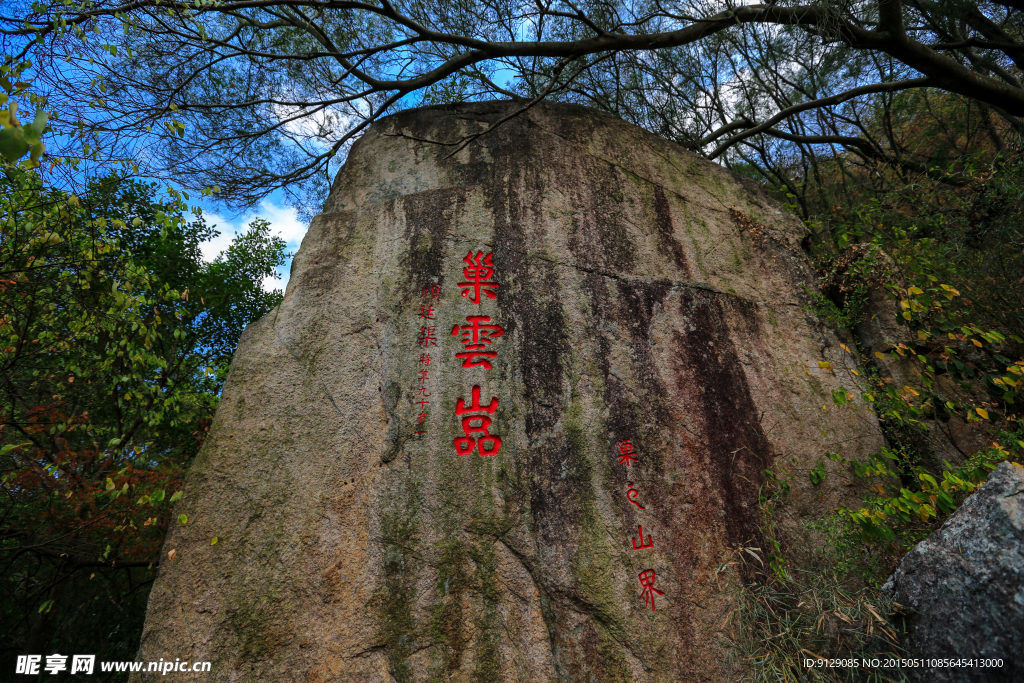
[0,160,286,662]
[0,1,1019,213]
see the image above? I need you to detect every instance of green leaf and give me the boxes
[0,125,29,162]
[178,513,188,525]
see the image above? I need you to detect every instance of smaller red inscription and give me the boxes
[617,439,638,466]
[417,326,438,348]
[626,486,645,511]
[418,369,430,383]
[631,524,653,550]
[419,304,437,320]
[638,569,665,611]
[418,353,432,367]
[457,251,500,305]
[421,284,441,300]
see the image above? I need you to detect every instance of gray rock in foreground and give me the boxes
[884,461,1024,682]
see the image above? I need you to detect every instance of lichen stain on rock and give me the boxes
[375,483,424,683]
[669,289,769,548]
[652,185,692,279]
[400,186,460,295]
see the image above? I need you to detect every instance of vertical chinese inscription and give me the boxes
[612,437,667,611]
[414,284,441,437]
[453,251,503,457]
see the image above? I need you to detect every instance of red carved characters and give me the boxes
[626,485,645,510]
[612,435,668,610]
[454,385,501,457]
[637,569,665,611]
[452,250,503,457]
[457,251,500,305]
[631,524,653,550]
[417,326,437,348]
[451,315,505,369]
[617,439,638,466]
[417,353,433,424]
[414,285,440,436]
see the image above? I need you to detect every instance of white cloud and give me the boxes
[198,223,237,263]
[199,199,307,292]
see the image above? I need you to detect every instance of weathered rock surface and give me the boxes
[134,101,885,681]
[883,461,1024,682]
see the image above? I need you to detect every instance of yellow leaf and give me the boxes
[840,344,851,353]
[916,330,928,340]
[211,537,218,546]
[875,351,886,360]
[972,339,983,347]
[851,369,860,376]
[903,386,919,396]
[908,286,924,295]
[976,407,989,420]
[818,361,832,370]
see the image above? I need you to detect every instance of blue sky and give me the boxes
[193,190,308,294]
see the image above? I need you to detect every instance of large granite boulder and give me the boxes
[133,101,884,681]
[884,461,1024,682]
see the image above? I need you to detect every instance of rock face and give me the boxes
[883,461,1024,682]
[134,101,884,682]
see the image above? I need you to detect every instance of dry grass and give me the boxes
[717,546,908,683]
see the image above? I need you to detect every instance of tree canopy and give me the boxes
[1,0,1020,210]
[0,158,287,659]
